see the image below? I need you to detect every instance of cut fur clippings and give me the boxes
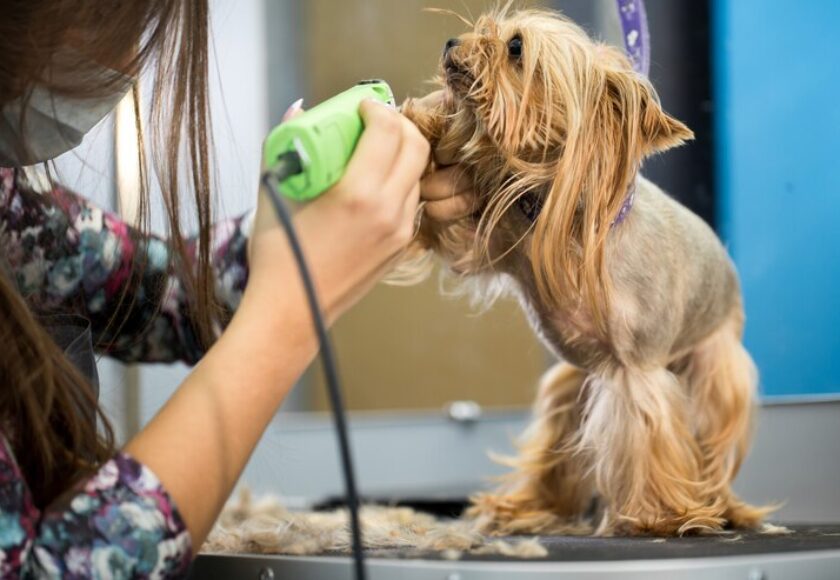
[203,489,550,559]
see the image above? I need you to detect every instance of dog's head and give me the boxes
[426,7,693,328]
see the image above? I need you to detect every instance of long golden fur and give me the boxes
[401,6,771,536]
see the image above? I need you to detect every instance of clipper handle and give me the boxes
[263,80,395,201]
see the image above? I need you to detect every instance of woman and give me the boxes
[0,1,473,577]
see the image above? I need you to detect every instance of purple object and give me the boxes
[616,0,651,76]
[612,184,637,226]
[611,0,649,226]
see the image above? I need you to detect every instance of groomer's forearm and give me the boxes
[124,280,318,551]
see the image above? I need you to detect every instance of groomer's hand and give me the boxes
[421,166,476,222]
[248,98,429,324]
[408,90,478,222]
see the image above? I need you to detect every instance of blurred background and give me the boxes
[54,0,839,518]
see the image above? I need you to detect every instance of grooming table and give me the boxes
[189,524,840,580]
[189,400,840,578]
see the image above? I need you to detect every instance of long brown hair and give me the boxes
[0,0,219,508]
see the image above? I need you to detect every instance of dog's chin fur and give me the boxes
[400,7,772,536]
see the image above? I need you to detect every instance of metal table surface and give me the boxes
[189,524,840,580]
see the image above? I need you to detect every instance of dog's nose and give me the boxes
[444,38,461,55]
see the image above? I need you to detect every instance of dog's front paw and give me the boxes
[597,506,728,537]
[723,498,775,530]
[400,93,445,146]
[467,492,591,537]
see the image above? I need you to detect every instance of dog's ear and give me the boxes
[637,83,694,154]
[601,54,694,154]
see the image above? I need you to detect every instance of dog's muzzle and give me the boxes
[443,38,472,89]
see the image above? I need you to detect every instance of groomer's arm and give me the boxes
[125,100,429,550]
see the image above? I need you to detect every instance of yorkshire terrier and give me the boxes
[401,7,771,536]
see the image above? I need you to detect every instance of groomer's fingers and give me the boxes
[282,98,305,122]
[342,99,404,188]
[425,194,474,222]
[420,165,472,201]
[420,165,476,221]
[399,181,422,238]
[434,145,461,167]
[382,115,430,198]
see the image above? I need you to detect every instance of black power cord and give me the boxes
[261,154,366,580]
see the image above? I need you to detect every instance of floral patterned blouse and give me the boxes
[0,166,252,578]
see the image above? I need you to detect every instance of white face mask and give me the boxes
[0,50,132,167]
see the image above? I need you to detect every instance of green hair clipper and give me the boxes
[263,80,395,201]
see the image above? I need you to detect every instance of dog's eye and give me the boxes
[508,35,523,60]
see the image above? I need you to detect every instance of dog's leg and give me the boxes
[469,362,593,535]
[679,309,773,529]
[400,97,445,147]
[581,364,727,535]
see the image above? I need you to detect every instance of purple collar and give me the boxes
[611,182,637,227]
[516,180,637,227]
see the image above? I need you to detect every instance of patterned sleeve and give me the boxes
[0,435,192,578]
[0,167,252,364]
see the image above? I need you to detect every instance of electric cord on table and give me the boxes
[261,156,367,580]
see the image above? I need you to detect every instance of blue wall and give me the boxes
[713,1,840,397]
